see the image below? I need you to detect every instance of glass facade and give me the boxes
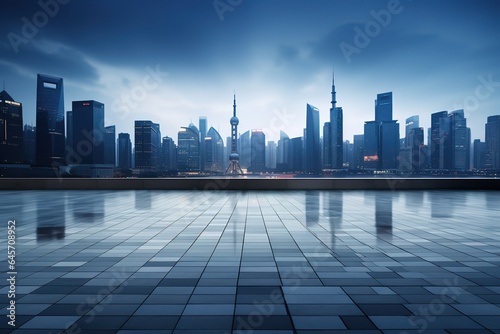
[35,74,65,166]
[0,90,23,164]
[305,103,320,173]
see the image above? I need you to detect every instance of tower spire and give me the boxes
[233,93,236,117]
[331,70,337,110]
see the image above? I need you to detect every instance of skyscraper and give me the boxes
[449,110,470,170]
[305,103,321,174]
[364,92,399,170]
[375,92,392,123]
[289,137,304,172]
[407,127,424,171]
[353,134,364,170]
[66,111,73,157]
[135,120,160,171]
[473,139,486,170]
[0,90,23,164]
[266,141,276,169]
[35,74,65,166]
[485,115,500,170]
[206,126,224,172]
[104,125,116,166]
[379,95,399,170]
[117,133,132,169]
[23,125,36,165]
[330,73,343,169]
[226,94,243,175]
[250,129,265,172]
[430,111,448,169]
[438,115,452,170]
[238,130,251,169]
[405,115,419,147]
[199,116,207,171]
[71,100,105,165]
[161,136,176,171]
[363,121,380,169]
[322,122,331,169]
[178,126,200,172]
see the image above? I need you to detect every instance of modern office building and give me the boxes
[104,125,116,166]
[161,136,177,171]
[289,137,303,172]
[449,109,470,171]
[375,92,392,122]
[35,74,65,166]
[363,121,380,169]
[343,140,353,168]
[305,103,321,174]
[199,116,207,171]
[323,122,331,169]
[250,129,265,172]
[135,120,160,171]
[330,74,343,169]
[266,141,276,169]
[117,133,132,169]
[23,125,36,165]
[71,100,105,165]
[277,130,289,166]
[430,111,448,169]
[66,110,73,156]
[0,90,23,164]
[407,127,424,171]
[405,115,419,147]
[238,130,251,169]
[363,92,399,170]
[205,126,224,173]
[379,120,399,170]
[353,134,364,170]
[473,139,486,170]
[177,126,200,172]
[485,115,500,170]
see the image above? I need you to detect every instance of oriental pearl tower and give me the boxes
[225,94,243,175]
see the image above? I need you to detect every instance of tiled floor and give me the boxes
[1,190,500,333]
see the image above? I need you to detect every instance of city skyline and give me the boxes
[1,0,499,144]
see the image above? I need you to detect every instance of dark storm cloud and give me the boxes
[0,40,99,84]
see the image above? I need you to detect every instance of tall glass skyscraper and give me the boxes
[104,125,116,166]
[375,92,393,123]
[177,126,200,172]
[449,110,470,170]
[161,136,177,171]
[0,90,23,164]
[430,111,448,169]
[117,133,132,169]
[305,103,321,173]
[322,122,331,169]
[205,126,224,172]
[199,116,207,171]
[36,74,65,166]
[135,120,160,171]
[363,121,380,169]
[405,115,419,147]
[71,100,105,165]
[250,129,265,172]
[485,115,500,170]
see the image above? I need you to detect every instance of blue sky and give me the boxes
[1,0,499,144]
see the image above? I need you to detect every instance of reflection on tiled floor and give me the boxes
[1,190,500,333]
